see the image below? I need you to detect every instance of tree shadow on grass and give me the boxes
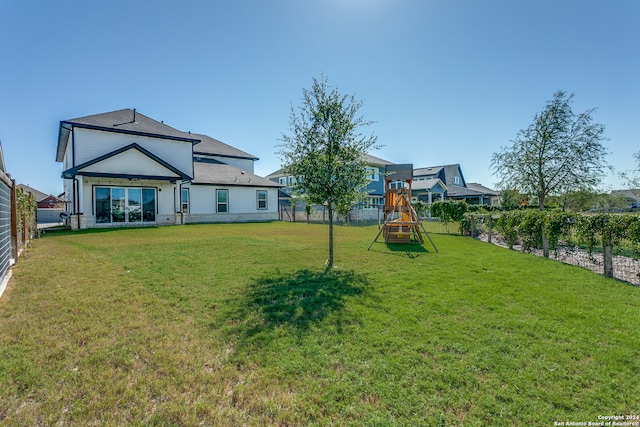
[223,269,370,343]
[252,269,367,329]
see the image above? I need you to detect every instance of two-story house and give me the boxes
[413,164,497,205]
[266,154,394,220]
[56,109,280,229]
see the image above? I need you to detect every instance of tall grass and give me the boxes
[1,222,638,426]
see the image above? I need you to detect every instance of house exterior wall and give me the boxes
[63,132,73,170]
[183,185,278,223]
[80,148,181,178]
[77,177,178,228]
[365,165,384,196]
[72,128,194,177]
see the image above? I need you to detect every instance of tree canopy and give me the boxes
[491,91,609,211]
[278,75,378,269]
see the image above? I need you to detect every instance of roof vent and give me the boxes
[241,170,245,174]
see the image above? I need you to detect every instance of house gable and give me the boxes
[62,143,190,181]
[57,108,200,163]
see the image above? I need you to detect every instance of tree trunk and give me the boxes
[538,196,550,258]
[326,203,334,271]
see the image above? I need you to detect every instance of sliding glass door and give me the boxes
[95,187,156,224]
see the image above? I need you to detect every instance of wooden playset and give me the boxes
[367,164,437,251]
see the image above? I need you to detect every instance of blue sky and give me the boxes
[1,0,638,196]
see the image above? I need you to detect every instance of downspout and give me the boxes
[178,182,183,225]
[73,177,78,214]
[71,126,76,167]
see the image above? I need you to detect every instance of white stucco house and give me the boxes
[56,108,280,229]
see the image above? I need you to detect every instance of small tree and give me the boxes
[491,91,609,257]
[491,91,608,211]
[498,189,525,211]
[430,200,468,232]
[279,75,378,270]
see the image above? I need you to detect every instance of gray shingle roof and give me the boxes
[62,109,199,141]
[57,108,200,162]
[414,166,444,177]
[266,153,393,178]
[412,178,447,192]
[191,133,258,160]
[17,184,50,202]
[414,164,465,188]
[466,182,498,195]
[364,154,394,166]
[447,183,497,198]
[192,161,281,187]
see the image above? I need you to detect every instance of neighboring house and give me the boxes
[413,164,497,205]
[611,189,640,209]
[56,108,280,229]
[17,184,64,209]
[266,154,394,217]
[411,178,447,204]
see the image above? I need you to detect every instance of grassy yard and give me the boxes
[1,222,639,426]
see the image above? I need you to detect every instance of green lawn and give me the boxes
[1,222,639,426]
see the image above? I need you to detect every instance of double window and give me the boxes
[95,187,156,224]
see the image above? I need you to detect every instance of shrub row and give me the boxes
[465,210,640,257]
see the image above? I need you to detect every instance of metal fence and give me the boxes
[464,214,640,287]
[0,174,16,296]
[0,177,12,283]
[37,208,64,228]
[279,203,383,225]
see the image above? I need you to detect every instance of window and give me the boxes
[257,190,267,210]
[142,189,156,221]
[127,188,142,222]
[181,188,189,213]
[453,176,461,185]
[278,177,287,186]
[216,189,228,213]
[366,167,379,181]
[94,187,156,224]
[111,188,125,223]
[95,187,111,223]
[389,180,405,190]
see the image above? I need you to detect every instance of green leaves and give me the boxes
[492,91,609,210]
[491,210,640,256]
[278,75,379,267]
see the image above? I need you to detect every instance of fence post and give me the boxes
[487,215,493,244]
[542,234,550,258]
[603,228,614,279]
[603,243,613,279]
[10,180,18,261]
[470,215,475,238]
